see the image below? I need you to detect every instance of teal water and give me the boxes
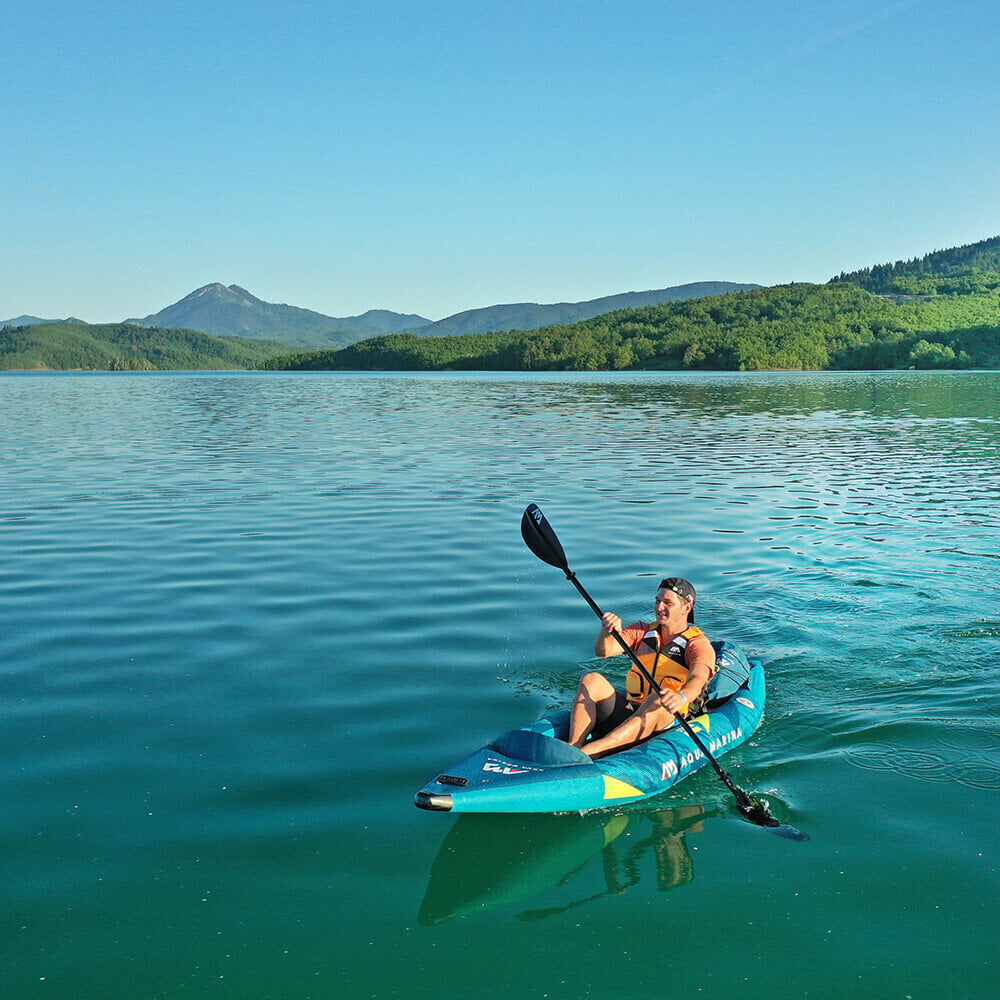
[2,370,997,1000]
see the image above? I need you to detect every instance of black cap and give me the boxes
[659,577,696,621]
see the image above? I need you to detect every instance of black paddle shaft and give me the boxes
[520,503,779,826]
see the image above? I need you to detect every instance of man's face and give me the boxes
[654,588,691,625]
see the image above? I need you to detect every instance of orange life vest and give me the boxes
[625,625,707,706]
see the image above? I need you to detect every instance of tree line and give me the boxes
[830,234,1000,294]
[268,282,1000,372]
[0,322,286,371]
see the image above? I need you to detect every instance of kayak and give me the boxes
[415,641,764,814]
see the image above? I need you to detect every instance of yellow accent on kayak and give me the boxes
[689,714,710,732]
[603,775,642,800]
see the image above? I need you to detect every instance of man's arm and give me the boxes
[594,612,636,657]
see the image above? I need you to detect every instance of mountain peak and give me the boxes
[136,283,430,349]
[187,282,241,299]
[227,285,264,305]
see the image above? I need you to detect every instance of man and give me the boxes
[568,578,716,758]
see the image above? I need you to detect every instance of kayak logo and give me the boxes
[735,697,755,709]
[708,726,744,753]
[662,726,747,779]
[483,757,532,775]
[663,749,704,780]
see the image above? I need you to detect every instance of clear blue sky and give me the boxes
[3,0,998,322]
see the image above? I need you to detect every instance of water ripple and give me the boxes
[2,370,999,999]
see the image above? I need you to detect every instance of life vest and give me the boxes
[625,625,707,706]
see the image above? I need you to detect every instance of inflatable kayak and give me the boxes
[415,641,764,814]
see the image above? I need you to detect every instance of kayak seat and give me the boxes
[705,640,753,708]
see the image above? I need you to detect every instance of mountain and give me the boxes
[0,321,287,371]
[409,282,760,337]
[271,243,1000,373]
[132,284,430,349]
[136,281,759,346]
[5,281,760,349]
[2,315,87,328]
[8,233,1000,371]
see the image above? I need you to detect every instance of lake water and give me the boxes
[2,370,997,1000]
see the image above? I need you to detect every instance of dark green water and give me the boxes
[2,370,997,1000]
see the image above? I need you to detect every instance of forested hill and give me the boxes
[831,235,1000,295]
[0,321,287,370]
[269,282,1000,372]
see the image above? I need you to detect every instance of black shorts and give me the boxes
[593,689,637,738]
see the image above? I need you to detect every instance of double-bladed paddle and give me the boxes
[521,502,802,836]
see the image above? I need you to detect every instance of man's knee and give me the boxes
[636,704,674,738]
[578,671,615,699]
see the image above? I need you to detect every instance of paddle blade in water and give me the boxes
[521,504,569,571]
[736,791,810,840]
[769,823,811,842]
[742,798,781,828]
[734,788,780,827]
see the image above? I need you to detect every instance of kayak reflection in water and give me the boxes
[418,805,714,925]
[569,578,717,758]
[645,805,707,892]
[517,806,713,921]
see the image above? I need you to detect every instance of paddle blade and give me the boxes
[734,789,809,839]
[739,795,781,829]
[521,504,569,571]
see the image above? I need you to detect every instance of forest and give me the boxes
[6,236,1000,372]
[269,282,1000,372]
[831,234,1000,295]
[0,322,285,371]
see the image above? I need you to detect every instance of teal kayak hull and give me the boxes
[415,650,765,814]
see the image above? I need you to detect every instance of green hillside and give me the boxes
[10,236,1000,372]
[0,321,286,370]
[268,282,1000,372]
[831,235,1000,295]
[406,282,759,337]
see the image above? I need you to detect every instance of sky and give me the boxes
[3,0,999,323]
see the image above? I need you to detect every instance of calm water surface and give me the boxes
[2,371,997,1000]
